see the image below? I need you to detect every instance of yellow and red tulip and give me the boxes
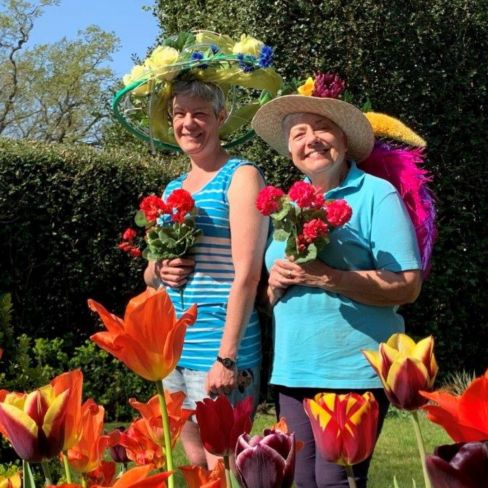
[0,471,21,488]
[179,459,226,488]
[304,392,379,466]
[363,333,438,410]
[129,391,193,448]
[0,370,82,462]
[88,288,197,382]
[420,368,488,442]
[67,399,110,473]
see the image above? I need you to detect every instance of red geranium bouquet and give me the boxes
[256,181,352,263]
[118,189,202,260]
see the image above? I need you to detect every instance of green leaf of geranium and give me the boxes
[295,243,317,263]
[273,228,290,241]
[272,200,293,221]
[135,210,150,228]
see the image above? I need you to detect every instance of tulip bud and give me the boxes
[363,333,438,410]
[235,430,296,488]
[304,391,379,466]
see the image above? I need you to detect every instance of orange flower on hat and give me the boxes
[88,288,197,382]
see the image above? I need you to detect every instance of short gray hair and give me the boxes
[170,80,226,115]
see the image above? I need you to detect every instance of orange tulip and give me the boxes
[0,370,82,462]
[420,368,488,442]
[180,459,226,488]
[117,418,166,469]
[304,392,379,466]
[88,288,197,382]
[67,399,110,473]
[0,471,21,488]
[47,465,171,488]
[51,369,83,450]
[363,333,438,410]
[87,461,117,486]
[103,465,171,488]
[129,391,193,448]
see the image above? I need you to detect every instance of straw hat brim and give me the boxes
[251,95,374,162]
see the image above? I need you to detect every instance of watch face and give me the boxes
[222,358,234,368]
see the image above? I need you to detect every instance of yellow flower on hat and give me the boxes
[144,46,180,80]
[195,30,234,53]
[123,65,151,96]
[297,77,315,96]
[365,112,427,148]
[232,34,264,56]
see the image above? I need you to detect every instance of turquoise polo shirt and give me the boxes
[265,162,422,389]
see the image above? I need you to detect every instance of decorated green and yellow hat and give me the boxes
[113,31,283,152]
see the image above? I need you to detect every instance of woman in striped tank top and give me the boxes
[144,80,268,469]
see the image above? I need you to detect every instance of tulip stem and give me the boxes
[41,461,53,486]
[345,465,358,488]
[410,410,432,488]
[224,455,232,488]
[156,380,175,488]
[61,452,72,483]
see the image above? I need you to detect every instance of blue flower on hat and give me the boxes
[258,45,273,68]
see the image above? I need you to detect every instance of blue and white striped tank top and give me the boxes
[162,158,262,371]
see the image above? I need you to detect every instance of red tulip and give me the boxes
[235,430,296,488]
[426,441,488,488]
[129,391,193,448]
[88,288,197,382]
[363,333,438,410]
[304,392,379,466]
[195,394,253,456]
[179,459,226,488]
[0,370,82,462]
[421,368,488,442]
[67,399,110,473]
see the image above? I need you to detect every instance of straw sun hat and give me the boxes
[251,94,375,162]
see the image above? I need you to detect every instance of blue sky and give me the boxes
[28,0,160,77]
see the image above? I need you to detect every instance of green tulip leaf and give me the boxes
[23,460,37,488]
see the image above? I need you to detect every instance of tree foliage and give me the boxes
[0,0,119,143]
[154,0,488,375]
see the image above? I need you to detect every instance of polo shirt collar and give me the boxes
[325,161,365,198]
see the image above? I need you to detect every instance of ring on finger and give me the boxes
[288,271,293,279]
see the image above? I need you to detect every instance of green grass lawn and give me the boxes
[168,407,451,488]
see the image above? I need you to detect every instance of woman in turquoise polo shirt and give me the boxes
[252,94,422,488]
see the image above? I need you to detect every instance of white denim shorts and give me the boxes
[163,365,260,412]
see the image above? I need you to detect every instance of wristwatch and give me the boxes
[216,356,236,370]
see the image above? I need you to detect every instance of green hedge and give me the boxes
[155,0,488,376]
[0,139,184,342]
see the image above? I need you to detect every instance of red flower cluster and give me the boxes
[288,181,324,208]
[256,186,285,215]
[139,195,167,223]
[166,189,196,223]
[118,227,141,257]
[119,188,200,261]
[303,218,329,243]
[325,199,353,227]
[256,181,352,263]
[312,72,346,99]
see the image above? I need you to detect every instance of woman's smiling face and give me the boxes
[172,94,225,156]
[286,112,348,180]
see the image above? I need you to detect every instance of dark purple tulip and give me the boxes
[426,440,488,488]
[235,430,295,488]
[108,427,130,464]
